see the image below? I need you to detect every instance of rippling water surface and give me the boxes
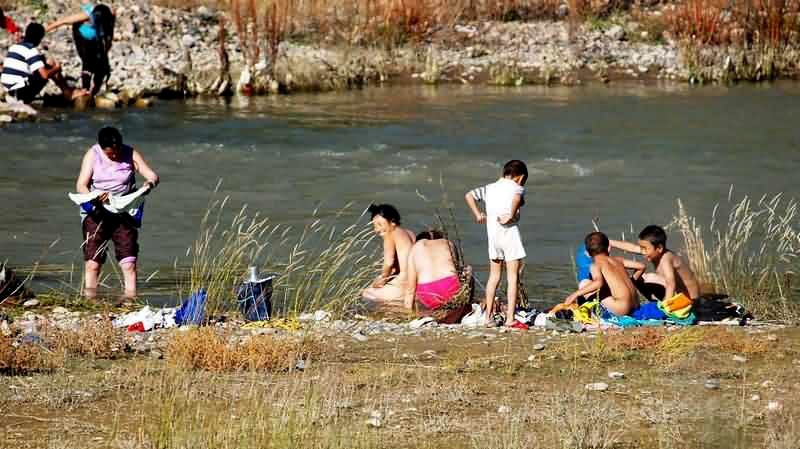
[2,83,799,301]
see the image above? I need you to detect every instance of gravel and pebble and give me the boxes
[0,0,699,123]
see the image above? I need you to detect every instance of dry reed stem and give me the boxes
[670,191,800,320]
[166,327,321,372]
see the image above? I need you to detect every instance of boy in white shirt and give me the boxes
[465,160,528,328]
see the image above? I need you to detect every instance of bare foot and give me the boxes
[70,88,90,99]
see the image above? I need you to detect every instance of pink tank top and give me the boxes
[90,144,135,194]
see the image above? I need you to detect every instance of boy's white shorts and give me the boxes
[488,225,526,261]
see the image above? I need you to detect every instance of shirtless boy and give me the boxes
[564,232,643,317]
[610,225,700,300]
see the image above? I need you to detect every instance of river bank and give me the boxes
[2,0,799,122]
[1,304,798,449]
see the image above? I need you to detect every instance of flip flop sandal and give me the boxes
[510,320,529,330]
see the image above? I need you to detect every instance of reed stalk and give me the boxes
[670,189,800,320]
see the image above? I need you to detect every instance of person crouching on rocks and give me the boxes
[1,23,87,104]
[46,1,114,96]
[75,126,159,298]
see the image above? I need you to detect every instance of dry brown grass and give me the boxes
[552,327,770,367]
[45,318,124,359]
[166,327,321,372]
[666,0,800,47]
[0,335,61,375]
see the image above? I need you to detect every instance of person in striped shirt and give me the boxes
[1,23,86,103]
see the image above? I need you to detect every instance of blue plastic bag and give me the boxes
[175,288,207,326]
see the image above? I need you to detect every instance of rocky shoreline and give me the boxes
[1,0,798,122]
[2,304,786,362]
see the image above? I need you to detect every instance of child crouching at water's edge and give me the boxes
[465,160,528,329]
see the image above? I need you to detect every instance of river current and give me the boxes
[2,82,799,301]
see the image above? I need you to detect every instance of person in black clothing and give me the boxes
[46,2,115,95]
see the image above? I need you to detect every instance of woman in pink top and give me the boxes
[75,126,159,298]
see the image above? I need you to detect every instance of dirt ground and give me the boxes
[2,323,799,449]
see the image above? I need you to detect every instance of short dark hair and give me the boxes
[415,230,445,241]
[0,9,6,30]
[503,160,528,180]
[24,23,45,46]
[368,204,401,224]
[585,232,610,257]
[97,126,123,149]
[639,225,667,249]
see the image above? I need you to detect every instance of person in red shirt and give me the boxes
[1,8,20,36]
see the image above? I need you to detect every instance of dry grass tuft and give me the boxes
[554,327,769,368]
[666,0,800,47]
[0,336,61,375]
[166,327,322,372]
[671,191,800,321]
[48,318,123,359]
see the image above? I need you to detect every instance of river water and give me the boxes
[2,82,800,302]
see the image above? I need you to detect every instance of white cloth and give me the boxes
[68,185,150,216]
[469,178,526,261]
[112,306,177,331]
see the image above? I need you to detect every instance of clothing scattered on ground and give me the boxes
[241,317,302,331]
[112,305,176,331]
[1,42,45,91]
[175,289,207,326]
[692,295,752,324]
[460,303,485,327]
[469,178,526,260]
[630,302,667,320]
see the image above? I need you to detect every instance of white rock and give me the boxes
[733,355,747,363]
[497,405,511,414]
[0,114,12,123]
[608,371,625,380]
[52,307,70,315]
[767,401,782,412]
[532,343,545,351]
[705,379,721,390]
[313,310,332,322]
[23,299,39,308]
[585,382,609,392]
[751,394,760,401]
[352,332,368,342]
[606,25,625,41]
[766,334,778,342]
[181,34,196,48]
[365,417,382,428]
